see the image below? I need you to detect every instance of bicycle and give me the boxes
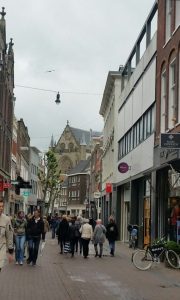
[132,237,180,271]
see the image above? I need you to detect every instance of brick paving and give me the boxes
[0,235,180,300]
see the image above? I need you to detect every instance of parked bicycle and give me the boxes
[132,236,180,270]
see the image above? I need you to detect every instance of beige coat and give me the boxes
[79,223,93,240]
[0,213,14,269]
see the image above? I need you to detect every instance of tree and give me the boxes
[38,150,61,215]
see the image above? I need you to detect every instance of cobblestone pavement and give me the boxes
[0,236,180,300]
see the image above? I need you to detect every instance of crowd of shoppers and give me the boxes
[0,196,119,273]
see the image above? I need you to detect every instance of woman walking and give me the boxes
[93,219,106,258]
[13,211,27,265]
[106,216,118,256]
[79,219,93,259]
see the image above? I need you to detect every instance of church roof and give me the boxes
[67,159,90,176]
[70,127,102,146]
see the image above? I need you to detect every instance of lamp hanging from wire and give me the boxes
[55,92,60,105]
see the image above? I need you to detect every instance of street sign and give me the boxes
[118,162,129,173]
[23,191,31,196]
[94,192,101,198]
[160,133,180,149]
[11,180,19,185]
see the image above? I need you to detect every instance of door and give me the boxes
[144,197,150,245]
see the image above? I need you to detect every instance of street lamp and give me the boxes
[55,92,61,105]
[15,85,61,105]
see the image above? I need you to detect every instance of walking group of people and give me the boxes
[55,214,118,259]
[0,197,49,271]
[0,195,119,272]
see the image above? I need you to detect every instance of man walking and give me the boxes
[26,209,44,266]
[0,198,14,272]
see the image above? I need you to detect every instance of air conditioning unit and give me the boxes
[171,173,180,188]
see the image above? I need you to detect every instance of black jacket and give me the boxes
[26,217,44,239]
[106,222,118,241]
[57,219,69,240]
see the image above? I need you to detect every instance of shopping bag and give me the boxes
[64,241,71,253]
[40,241,46,256]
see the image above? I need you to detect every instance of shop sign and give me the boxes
[118,162,129,173]
[3,182,12,189]
[160,133,180,149]
[106,183,112,193]
[159,148,179,164]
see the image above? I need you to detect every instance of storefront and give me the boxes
[154,147,180,242]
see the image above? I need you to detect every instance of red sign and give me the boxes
[3,182,12,189]
[118,162,129,173]
[106,183,112,193]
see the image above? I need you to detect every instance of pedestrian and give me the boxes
[26,209,44,266]
[93,219,106,258]
[75,216,82,253]
[56,215,69,254]
[89,217,96,231]
[0,198,14,272]
[51,213,59,239]
[106,216,118,256]
[13,210,27,265]
[79,219,93,259]
[69,218,77,257]
[42,216,50,241]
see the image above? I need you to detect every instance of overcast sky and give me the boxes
[3,0,155,151]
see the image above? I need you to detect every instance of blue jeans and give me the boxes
[15,235,26,262]
[28,237,41,264]
[109,240,115,255]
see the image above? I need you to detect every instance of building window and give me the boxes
[165,0,172,43]
[68,143,74,152]
[160,70,166,133]
[118,105,155,160]
[168,59,176,128]
[175,0,180,29]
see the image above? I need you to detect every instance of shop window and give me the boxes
[160,70,166,133]
[168,59,176,129]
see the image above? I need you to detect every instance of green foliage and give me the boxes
[38,150,61,214]
[165,241,180,254]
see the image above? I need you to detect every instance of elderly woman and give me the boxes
[93,219,106,258]
[79,219,93,259]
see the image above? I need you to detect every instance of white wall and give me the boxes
[115,33,157,183]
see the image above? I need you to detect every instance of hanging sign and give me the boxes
[106,183,112,193]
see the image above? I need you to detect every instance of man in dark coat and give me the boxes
[56,215,69,254]
[26,209,44,266]
[106,216,118,256]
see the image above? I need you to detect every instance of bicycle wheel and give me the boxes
[166,250,180,269]
[132,250,153,271]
